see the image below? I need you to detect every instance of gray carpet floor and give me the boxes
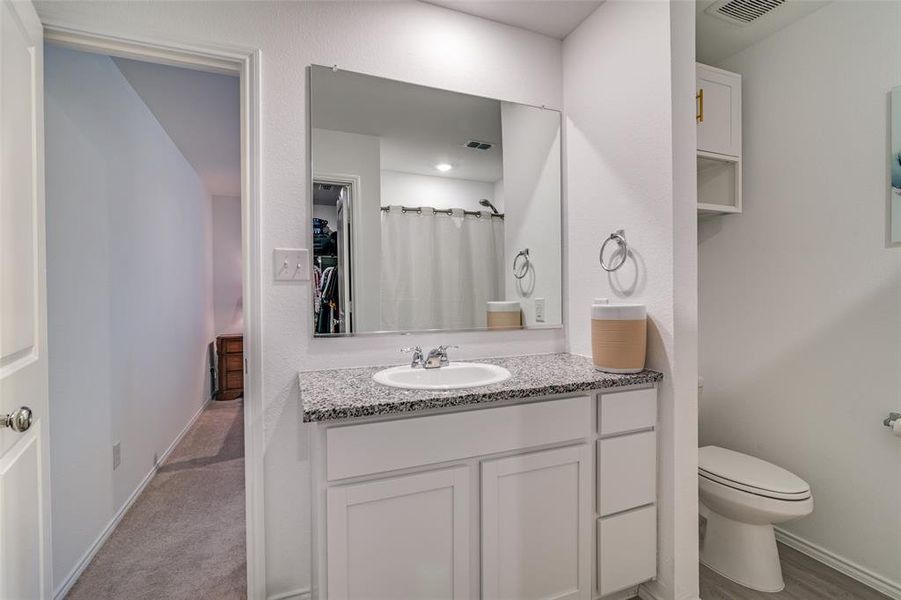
[66,399,246,600]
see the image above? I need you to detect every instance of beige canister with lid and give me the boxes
[487,301,522,329]
[591,302,647,373]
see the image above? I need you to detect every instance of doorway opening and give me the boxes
[313,179,354,335]
[44,43,248,599]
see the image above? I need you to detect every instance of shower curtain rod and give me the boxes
[380,205,505,219]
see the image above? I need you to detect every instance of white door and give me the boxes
[481,444,592,600]
[0,1,51,599]
[326,466,471,600]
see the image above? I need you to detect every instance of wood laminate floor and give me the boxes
[700,543,891,599]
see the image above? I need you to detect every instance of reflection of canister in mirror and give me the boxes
[487,301,522,329]
[591,303,646,373]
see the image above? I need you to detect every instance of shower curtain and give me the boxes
[380,206,504,331]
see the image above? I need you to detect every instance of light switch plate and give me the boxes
[274,248,310,281]
[535,298,546,323]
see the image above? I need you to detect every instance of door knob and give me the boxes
[1,407,32,433]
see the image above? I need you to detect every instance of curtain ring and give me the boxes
[599,230,628,272]
[513,248,530,279]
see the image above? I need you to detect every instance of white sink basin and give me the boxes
[373,362,511,390]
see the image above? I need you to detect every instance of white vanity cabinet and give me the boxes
[596,388,658,597]
[311,386,658,600]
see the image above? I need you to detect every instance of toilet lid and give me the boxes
[699,446,811,498]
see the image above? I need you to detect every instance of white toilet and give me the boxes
[698,381,813,592]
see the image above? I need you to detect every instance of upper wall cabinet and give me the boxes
[697,63,742,215]
[697,64,741,158]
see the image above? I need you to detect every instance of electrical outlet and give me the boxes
[273,248,310,281]
[535,298,546,323]
[112,442,121,470]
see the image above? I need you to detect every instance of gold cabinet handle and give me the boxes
[696,88,704,123]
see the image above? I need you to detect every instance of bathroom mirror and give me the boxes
[309,65,562,336]
[892,85,901,243]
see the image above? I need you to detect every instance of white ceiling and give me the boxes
[696,0,831,65]
[113,57,241,197]
[422,0,603,40]
[312,66,504,182]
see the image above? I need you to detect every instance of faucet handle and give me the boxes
[436,344,459,366]
[402,346,425,368]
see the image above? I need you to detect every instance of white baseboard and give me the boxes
[53,398,212,600]
[638,586,661,600]
[599,586,639,600]
[638,582,701,600]
[267,587,311,600]
[775,527,901,599]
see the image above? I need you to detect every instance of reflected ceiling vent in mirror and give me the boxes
[465,140,493,151]
[705,0,785,25]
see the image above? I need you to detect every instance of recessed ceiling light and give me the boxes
[435,163,453,172]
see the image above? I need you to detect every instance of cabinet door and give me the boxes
[326,466,471,600]
[697,64,741,158]
[481,445,592,600]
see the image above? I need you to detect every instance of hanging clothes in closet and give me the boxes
[317,266,340,334]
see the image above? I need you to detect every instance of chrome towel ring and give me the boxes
[599,230,628,272]
[513,248,530,279]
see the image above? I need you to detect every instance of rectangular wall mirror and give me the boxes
[892,85,901,243]
[309,65,562,336]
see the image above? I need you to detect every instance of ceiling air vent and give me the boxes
[465,140,493,151]
[706,0,786,25]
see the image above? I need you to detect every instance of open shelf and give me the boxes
[697,151,741,215]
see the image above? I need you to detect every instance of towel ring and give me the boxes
[513,248,530,279]
[599,230,628,272]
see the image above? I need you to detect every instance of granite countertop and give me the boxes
[300,353,662,423]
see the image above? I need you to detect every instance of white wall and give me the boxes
[312,127,381,332]
[501,102,562,326]
[563,1,698,598]
[33,3,567,597]
[380,170,495,211]
[700,1,901,590]
[44,45,215,594]
[213,195,243,335]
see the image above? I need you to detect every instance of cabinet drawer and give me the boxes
[598,506,656,596]
[598,431,656,516]
[221,338,243,354]
[326,396,592,481]
[598,388,656,436]
[225,355,243,371]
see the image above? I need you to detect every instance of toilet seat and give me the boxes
[699,446,811,501]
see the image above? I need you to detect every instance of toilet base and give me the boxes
[700,502,785,593]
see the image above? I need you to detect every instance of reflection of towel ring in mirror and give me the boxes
[599,230,628,272]
[513,248,530,279]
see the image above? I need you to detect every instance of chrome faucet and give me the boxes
[402,345,460,368]
[424,345,459,369]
